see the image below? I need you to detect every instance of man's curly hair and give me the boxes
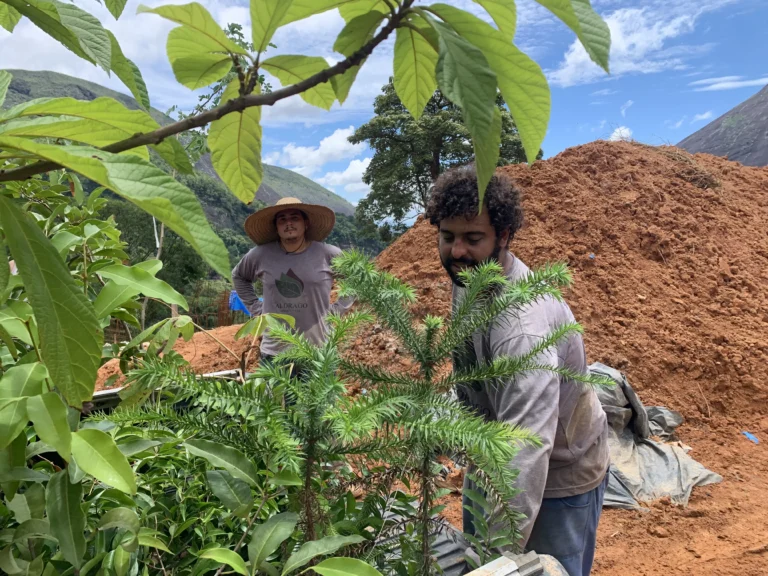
[426,165,524,243]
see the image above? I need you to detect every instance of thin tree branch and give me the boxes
[0,2,413,182]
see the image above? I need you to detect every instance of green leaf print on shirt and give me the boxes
[275,269,304,299]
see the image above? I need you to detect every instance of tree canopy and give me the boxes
[351,80,540,225]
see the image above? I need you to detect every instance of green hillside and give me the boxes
[2,69,355,215]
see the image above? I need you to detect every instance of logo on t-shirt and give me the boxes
[275,269,304,298]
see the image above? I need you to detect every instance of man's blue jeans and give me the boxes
[463,473,608,576]
[525,473,608,576]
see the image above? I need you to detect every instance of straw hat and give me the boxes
[244,197,336,245]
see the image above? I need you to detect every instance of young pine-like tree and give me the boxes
[105,251,606,575]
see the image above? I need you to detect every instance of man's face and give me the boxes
[438,209,509,286]
[275,209,308,242]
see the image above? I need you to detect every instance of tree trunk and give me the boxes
[141,219,165,329]
[430,146,441,181]
[418,453,433,575]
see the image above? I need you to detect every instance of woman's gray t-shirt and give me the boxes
[231,241,353,355]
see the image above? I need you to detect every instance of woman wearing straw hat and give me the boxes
[232,197,354,367]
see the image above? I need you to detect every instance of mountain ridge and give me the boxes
[677,84,768,167]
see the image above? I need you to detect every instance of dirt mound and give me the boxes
[360,141,768,423]
[96,325,261,390]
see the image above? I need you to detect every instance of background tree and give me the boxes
[350,80,542,225]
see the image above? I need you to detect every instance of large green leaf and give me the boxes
[46,470,86,569]
[251,0,293,54]
[0,196,102,408]
[281,1,360,25]
[534,0,610,71]
[208,80,262,204]
[153,137,194,174]
[0,238,9,295]
[306,558,382,576]
[18,96,159,135]
[53,0,112,71]
[117,438,161,456]
[333,11,385,57]
[428,5,551,166]
[393,22,438,120]
[0,432,26,498]
[262,55,336,110]
[207,470,253,517]
[99,507,140,534]
[105,0,128,19]
[185,439,259,486]
[282,536,365,575]
[0,4,22,33]
[7,484,45,523]
[137,2,248,54]
[329,10,383,105]
[0,363,49,399]
[268,469,302,487]
[107,30,150,110]
[0,305,32,345]
[200,548,248,576]
[0,71,11,107]
[0,139,230,277]
[330,65,361,106]
[248,512,298,570]
[93,281,139,319]
[472,0,516,40]
[0,398,27,450]
[13,519,53,543]
[0,544,28,575]
[70,429,137,494]
[27,393,71,461]
[138,529,171,553]
[338,0,389,22]
[166,25,233,90]
[0,117,150,160]
[430,17,498,201]
[235,313,295,340]
[2,0,93,64]
[92,259,160,319]
[98,263,188,308]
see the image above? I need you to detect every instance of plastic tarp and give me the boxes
[229,291,255,316]
[591,362,722,510]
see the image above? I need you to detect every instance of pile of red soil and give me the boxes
[357,141,768,425]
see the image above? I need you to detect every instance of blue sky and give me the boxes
[1,0,767,208]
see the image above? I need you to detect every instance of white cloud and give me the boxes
[316,158,372,202]
[592,119,608,132]
[548,4,726,87]
[266,127,365,176]
[592,88,618,96]
[609,126,633,141]
[620,99,634,117]
[691,111,714,123]
[688,75,743,86]
[317,158,372,195]
[692,76,768,91]
[668,116,687,129]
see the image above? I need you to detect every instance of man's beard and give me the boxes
[441,244,502,287]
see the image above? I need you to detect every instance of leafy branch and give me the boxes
[0,0,415,183]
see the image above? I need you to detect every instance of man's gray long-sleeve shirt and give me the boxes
[231,241,354,356]
[453,252,609,546]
